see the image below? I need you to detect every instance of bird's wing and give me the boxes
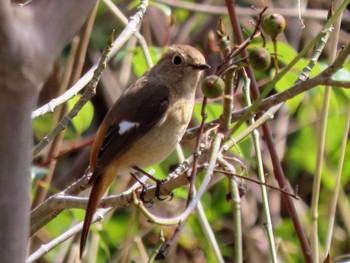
[89,78,170,181]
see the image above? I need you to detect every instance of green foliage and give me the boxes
[193,101,222,122]
[33,113,54,141]
[131,46,163,77]
[33,95,94,141]
[274,219,305,262]
[249,41,325,114]
[31,1,350,262]
[66,94,94,138]
[287,87,350,184]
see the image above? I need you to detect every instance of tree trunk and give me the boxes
[0,1,97,261]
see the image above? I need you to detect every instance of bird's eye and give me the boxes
[172,55,183,65]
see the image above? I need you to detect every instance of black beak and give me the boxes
[191,64,211,70]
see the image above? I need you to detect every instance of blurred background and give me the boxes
[29,0,350,262]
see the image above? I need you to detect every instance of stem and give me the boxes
[230,175,242,263]
[310,1,344,261]
[324,104,350,254]
[217,157,242,263]
[230,0,350,135]
[272,39,279,72]
[224,1,314,261]
[188,97,208,205]
[195,194,225,263]
[242,71,278,262]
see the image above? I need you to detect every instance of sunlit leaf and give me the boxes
[33,113,54,140]
[193,101,222,122]
[132,46,163,77]
[66,94,94,138]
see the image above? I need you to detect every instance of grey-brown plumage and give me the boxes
[80,45,209,258]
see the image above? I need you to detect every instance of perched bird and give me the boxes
[80,44,209,257]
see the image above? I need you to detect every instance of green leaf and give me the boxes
[287,125,317,176]
[66,94,94,138]
[33,113,54,140]
[193,101,222,123]
[173,7,190,23]
[332,66,350,82]
[132,46,163,77]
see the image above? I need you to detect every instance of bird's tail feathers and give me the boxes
[79,175,109,258]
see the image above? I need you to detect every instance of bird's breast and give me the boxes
[114,97,194,173]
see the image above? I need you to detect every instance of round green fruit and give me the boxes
[201,75,225,98]
[262,13,286,39]
[249,47,271,71]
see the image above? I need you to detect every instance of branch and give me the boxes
[32,0,150,155]
[31,0,149,119]
[33,29,114,156]
[27,207,114,262]
[185,43,350,140]
[156,0,349,21]
[30,146,200,235]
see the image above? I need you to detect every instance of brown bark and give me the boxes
[0,1,97,262]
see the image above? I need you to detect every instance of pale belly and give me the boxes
[114,98,193,175]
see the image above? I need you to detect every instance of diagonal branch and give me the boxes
[31,0,150,119]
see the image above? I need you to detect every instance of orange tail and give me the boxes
[80,175,109,258]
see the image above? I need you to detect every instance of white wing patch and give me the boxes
[118,120,139,135]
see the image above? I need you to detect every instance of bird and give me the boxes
[80,44,209,258]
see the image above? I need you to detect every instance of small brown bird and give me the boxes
[80,45,209,257]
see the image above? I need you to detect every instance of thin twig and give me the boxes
[229,0,350,135]
[195,188,225,263]
[102,0,153,68]
[156,0,348,21]
[217,156,242,263]
[29,145,208,235]
[27,209,113,263]
[311,1,344,261]
[241,70,278,262]
[31,38,79,207]
[32,30,115,156]
[32,5,98,207]
[132,133,223,226]
[31,0,149,119]
[188,97,208,206]
[215,169,299,199]
[224,0,315,261]
[325,102,350,254]
[215,21,244,261]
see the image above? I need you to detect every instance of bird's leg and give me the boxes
[131,165,170,201]
[130,172,155,206]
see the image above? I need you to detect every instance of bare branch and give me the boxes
[30,159,192,235]
[31,0,150,119]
